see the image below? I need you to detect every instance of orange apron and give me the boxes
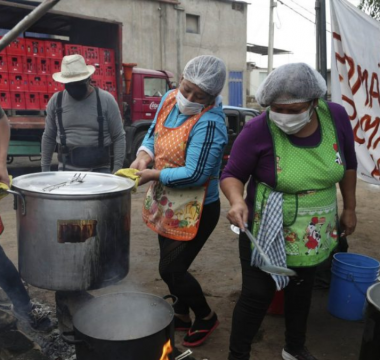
[142,90,212,241]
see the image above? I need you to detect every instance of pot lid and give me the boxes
[12,172,135,195]
[72,292,174,341]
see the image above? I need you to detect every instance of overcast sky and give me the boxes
[244,0,361,69]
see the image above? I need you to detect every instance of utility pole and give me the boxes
[268,0,276,73]
[315,0,327,93]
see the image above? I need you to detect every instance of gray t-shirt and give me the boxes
[41,88,126,172]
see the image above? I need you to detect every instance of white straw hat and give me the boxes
[52,54,95,84]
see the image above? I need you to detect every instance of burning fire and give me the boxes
[159,339,172,360]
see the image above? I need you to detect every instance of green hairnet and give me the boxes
[183,55,226,96]
[256,62,327,107]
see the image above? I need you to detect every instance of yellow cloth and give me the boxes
[114,168,140,193]
[0,176,12,201]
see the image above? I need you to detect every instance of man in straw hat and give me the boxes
[41,54,126,173]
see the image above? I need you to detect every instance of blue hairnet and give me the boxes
[183,55,226,96]
[255,63,327,106]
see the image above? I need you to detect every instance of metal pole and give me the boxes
[319,0,328,92]
[0,0,61,52]
[268,0,276,73]
[315,0,321,71]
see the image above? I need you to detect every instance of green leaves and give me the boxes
[359,0,380,20]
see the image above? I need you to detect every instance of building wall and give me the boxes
[27,0,248,105]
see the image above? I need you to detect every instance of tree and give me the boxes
[359,0,380,20]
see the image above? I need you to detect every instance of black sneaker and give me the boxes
[282,346,318,360]
[13,301,55,332]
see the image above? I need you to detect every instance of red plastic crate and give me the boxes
[0,55,8,72]
[102,79,116,93]
[45,41,63,59]
[0,73,9,91]
[102,64,115,81]
[64,44,83,56]
[0,37,7,55]
[25,92,41,110]
[36,57,51,75]
[90,78,102,88]
[28,74,48,92]
[24,56,38,74]
[99,48,115,65]
[92,63,103,80]
[47,78,64,93]
[50,58,61,74]
[10,91,26,109]
[9,73,28,92]
[25,39,45,57]
[40,93,53,109]
[7,55,24,73]
[7,38,25,55]
[83,46,99,65]
[0,91,11,109]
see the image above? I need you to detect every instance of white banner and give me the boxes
[331,0,380,185]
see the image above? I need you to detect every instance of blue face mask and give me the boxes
[176,90,205,115]
[65,80,89,100]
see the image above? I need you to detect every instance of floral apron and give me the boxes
[252,99,345,267]
[142,90,212,241]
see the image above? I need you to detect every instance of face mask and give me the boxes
[176,90,205,115]
[269,103,314,135]
[65,81,88,100]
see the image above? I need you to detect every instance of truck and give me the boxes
[1,1,173,167]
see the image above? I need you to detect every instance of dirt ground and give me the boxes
[1,157,379,360]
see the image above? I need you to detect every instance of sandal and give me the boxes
[174,316,192,331]
[182,313,219,347]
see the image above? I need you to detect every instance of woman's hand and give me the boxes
[226,199,248,231]
[130,151,153,171]
[136,169,161,186]
[340,208,357,237]
[0,165,9,186]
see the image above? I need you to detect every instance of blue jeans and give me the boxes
[0,243,30,310]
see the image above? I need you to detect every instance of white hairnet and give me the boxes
[183,55,226,96]
[255,63,327,107]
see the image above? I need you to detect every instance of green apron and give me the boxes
[252,99,345,267]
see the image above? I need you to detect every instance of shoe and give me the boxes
[174,315,192,331]
[282,346,318,360]
[183,313,219,347]
[13,301,55,332]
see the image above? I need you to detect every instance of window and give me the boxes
[186,14,200,34]
[225,115,239,134]
[144,78,168,97]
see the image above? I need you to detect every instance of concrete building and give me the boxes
[23,0,249,106]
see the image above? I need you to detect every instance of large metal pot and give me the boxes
[62,292,176,360]
[10,172,135,291]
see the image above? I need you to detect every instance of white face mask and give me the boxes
[269,103,315,135]
[176,90,205,115]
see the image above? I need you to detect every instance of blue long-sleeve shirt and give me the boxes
[140,90,228,204]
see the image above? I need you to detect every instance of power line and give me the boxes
[277,0,331,33]
[288,0,315,17]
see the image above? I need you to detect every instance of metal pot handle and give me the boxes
[6,189,26,216]
[163,294,178,307]
[61,331,84,345]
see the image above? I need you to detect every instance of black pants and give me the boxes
[158,200,220,319]
[228,232,317,360]
[0,244,30,310]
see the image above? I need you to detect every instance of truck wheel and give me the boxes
[127,131,147,168]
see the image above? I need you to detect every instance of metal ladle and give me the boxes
[230,225,297,277]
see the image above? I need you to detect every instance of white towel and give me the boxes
[250,191,290,290]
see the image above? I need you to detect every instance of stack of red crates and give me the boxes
[0,36,64,111]
[64,44,117,100]
[0,37,117,111]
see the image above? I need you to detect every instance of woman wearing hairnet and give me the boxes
[131,55,228,347]
[221,63,357,360]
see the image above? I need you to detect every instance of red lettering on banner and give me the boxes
[360,114,380,150]
[370,155,380,178]
[342,95,357,120]
[351,66,369,105]
[369,73,380,108]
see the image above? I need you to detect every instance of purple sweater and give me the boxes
[220,101,357,221]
